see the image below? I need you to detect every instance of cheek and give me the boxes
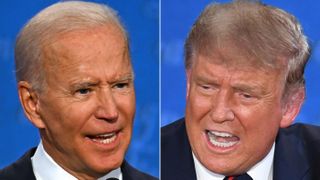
[49,98,100,134]
[235,103,282,136]
[116,93,135,122]
[187,88,212,120]
[66,103,94,125]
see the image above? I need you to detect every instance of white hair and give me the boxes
[15,1,127,92]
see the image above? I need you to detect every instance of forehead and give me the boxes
[39,24,132,85]
[194,38,290,71]
[194,40,290,73]
[192,54,285,87]
[41,24,128,69]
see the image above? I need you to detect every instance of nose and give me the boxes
[94,88,119,122]
[210,91,235,123]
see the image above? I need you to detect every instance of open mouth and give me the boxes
[207,130,239,148]
[87,132,118,145]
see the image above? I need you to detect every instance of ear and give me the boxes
[280,87,305,128]
[186,70,191,99]
[18,81,46,129]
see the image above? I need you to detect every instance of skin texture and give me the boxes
[18,24,135,179]
[185,52,304,176]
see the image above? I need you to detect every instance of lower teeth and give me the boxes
[208,133,238,148]
[209,138,237,147]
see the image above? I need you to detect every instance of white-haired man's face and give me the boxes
[19,24,135,179]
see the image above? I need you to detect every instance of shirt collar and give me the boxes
[193,143,275,180]
[31,141,122,180]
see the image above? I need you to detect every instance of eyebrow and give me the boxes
[194,73,268,95]
[71,81,99,90]
[109,73,134,84]
[232,83,267,95]
[193,74,219,85]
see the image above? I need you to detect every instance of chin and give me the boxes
[205,159,248,176]
[87,151,125,175]
[88,159,123,178]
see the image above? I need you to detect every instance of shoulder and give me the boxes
[161,118,197,180]
[274,123,320,178]
[278,123,320,144]
[161,118,186,139]
[0,148,37,180]
[277,123,320,154]
[161,118,188,154]
[121,160,158,180]
[161,118,188,151]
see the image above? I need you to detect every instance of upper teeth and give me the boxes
[207,130,238,148]
[92,132,117,144]
[209,131,233,137]
[97,133,115,138]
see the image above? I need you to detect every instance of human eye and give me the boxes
[238,91,258,103]
[196,82,217,95]
[241,93,253,99]
[112,79,133,94]
[75,88,92,95]
[114,82,129,89]
[200,84,211,90]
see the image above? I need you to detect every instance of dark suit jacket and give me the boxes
[0,147,157,180]
[161,118,320,180]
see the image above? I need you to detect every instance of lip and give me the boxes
[203,129,240,154]
[84,129,122,150]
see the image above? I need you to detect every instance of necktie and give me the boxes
[223,173,253,180]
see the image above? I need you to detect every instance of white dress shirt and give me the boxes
[31,141,122,180]
[193,143,275,180]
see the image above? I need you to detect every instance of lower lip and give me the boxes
[203,132,239,153]
[85,132,121,150]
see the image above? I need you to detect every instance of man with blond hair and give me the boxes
[162,1,320,179]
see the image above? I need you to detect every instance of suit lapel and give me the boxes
[121,160,133,180]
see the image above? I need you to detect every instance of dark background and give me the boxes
[0,0,159,177]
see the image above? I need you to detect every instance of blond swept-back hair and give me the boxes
[15,1,127,92]
[185,0,310,92]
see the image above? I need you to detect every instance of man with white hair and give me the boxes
[0,1,157,180]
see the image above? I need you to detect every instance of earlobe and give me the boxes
[280,87,305,128]
[18,81,45,129]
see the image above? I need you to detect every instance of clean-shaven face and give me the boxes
[37,24,135,179]
[185,52,293,175]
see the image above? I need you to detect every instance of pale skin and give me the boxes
[18,24,135,179]
[185,53,305,176]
